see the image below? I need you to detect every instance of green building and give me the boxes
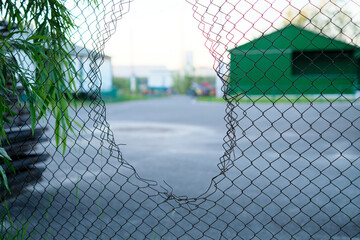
[229,25,360,95]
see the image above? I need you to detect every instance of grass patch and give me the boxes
[1,200,30,240]
[72,94,168,107]
[103,94,167,104]
[198,95,359,104]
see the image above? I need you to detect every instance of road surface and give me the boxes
[4,96,360,239]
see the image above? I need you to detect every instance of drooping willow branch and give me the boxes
[0,0,96,190]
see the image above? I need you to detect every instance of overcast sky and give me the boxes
[104,0,212,70]
[101,0,359,70]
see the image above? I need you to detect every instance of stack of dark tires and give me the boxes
[0,87,48,199]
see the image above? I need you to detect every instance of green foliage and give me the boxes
[113,77,131,94]
[172,72,184,94]
[283,1,359,43]
[0,0,95,191]
[1,200,29,239]
[0,147,14,192]
[172,71,215,94]
[193,76,216,85]
[0,1,76,145]
[104,94,163,104]
[172,72,193,94]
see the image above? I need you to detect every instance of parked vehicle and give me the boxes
[189,82,215,96]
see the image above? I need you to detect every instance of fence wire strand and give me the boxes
[1,0,360,239]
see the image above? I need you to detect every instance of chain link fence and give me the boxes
[1,0,360,239]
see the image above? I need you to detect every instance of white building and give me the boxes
[13,44,115,98]
[2,20,115,98]
[71,45,115,98]
[113,65,174,92]
[148,69,173,91]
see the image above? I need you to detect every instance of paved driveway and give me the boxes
[105,96,226,196]
[4,96,360,239]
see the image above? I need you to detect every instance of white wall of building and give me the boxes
[9,27,113,95]
[148,69,173,89]
[73,56,113,93]
[99,58,113,92]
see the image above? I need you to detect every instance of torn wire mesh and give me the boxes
[1,0,360,239]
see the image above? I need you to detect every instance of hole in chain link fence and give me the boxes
[0,0,359,239]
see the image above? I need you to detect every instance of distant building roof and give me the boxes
[113,66,170,78]
[230,24,359,53]
[70,45,111,59]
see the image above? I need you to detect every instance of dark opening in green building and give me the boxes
[229,25,360,95]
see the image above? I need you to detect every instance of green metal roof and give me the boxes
[230,25,359,53]
[355,49,360,58]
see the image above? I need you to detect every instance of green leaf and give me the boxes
[0,147,11,161]
[54,114,60,148]
[5,30,26,39]
[26,35,52,41]
[0,165,10,192]
[0,0,91,156]
[0,148,15,174]
[29,102,36,135]
[72,118,86,133]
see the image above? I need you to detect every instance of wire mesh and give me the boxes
[1,0,360,239]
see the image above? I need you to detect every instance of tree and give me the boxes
[0,1,88,191]
[283,0,359,44]
[172,71,195,94]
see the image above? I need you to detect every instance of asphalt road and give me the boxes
[4,96,360,239]
[105,96,227,195]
